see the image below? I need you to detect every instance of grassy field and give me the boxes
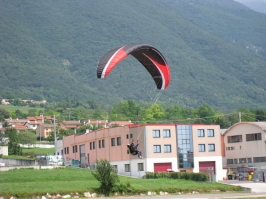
[0,167,244,198]
[22,147,55,156]
[0,104,44,114]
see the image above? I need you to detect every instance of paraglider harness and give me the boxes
[127,144,138,156]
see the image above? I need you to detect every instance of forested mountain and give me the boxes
[0,0,266,111]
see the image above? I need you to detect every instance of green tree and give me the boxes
[91,159,119,196]
[28,108,38,116]
[6,128,22,155]
[141,103,165,122]
[19,130,37,146]
[0,108,10,121]
[195,104,216,124]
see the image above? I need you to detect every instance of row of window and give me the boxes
[198,144,215,152]
[227,133,261,143]
[197,129,214,137]
[89,137,120,150]
[153,145,172,153]
[227,156,266,164]
[152,129,171,138]
[113,163,144,172]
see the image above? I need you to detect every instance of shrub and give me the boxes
[142,171,209,181]
[91,159,119,196]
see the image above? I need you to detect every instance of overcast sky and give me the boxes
[234,0,266,14]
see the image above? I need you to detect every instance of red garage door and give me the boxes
[154,163,172,172]
[199,161,215,174]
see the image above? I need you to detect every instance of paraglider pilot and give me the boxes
[127,139,142,159]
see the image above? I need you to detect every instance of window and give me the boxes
[98,140,101,148]
[93,141,95,149]
[111,138,115,146]
[125,164,130,172]
[138,163,144,171]
[113,165,117,171]
[247,158,252,163]
[67,147,69,154]
[130,134,133,138]
[228,135,242,143]
[102,140,105,148]
[227,159,233,164]
[197,129,205,137]
[226,147,230,151]
[234,159,238,164]
[208,144,215,152]
[239,158,246,163]
[207,129,214,137]
[117,137,121,146]
[231,147,235,150]
[90,142,92,150]
[164,145,171,153]
[153,130,160,138]
[126,134,129,139]
[198,144,205,152]
[153,145,161,153]
[163,129,171,138]
[246,133,261,141]
[253,157,266,163]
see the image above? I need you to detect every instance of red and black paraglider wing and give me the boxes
[96,44,170,90]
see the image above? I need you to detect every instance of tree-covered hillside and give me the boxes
[0,0,265,111]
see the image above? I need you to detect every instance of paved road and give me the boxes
[221,180,266,193]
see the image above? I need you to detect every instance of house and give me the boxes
[84,120,109,128]
[223,122,266,178]
[108,120,134,127]
[1,99,10,105]
[62,123,225,181]
[36,123,55,138]
[5,118,27,126]
[60,120,81,130]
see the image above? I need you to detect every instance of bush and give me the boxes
[143,171,209,182]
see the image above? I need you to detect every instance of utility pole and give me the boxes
[54,115,56,155]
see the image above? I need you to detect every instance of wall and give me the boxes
[0,158,37,166]
[0,146,8,156]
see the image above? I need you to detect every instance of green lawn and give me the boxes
[0,168,244,198]
[0,104,44,114]
[22,147,55,156]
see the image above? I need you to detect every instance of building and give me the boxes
[36,123,55,138]
[0,146,8,156]
[223,122,266,175]
[60,120,81,130]
[63,123,225,181]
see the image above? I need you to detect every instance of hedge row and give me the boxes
[143,172,209,181]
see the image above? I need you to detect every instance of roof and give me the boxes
[86,120,109,125]
[27,117,37,121]
[109,121,134,126]
[61,121,81,126]
[223,122,266,135]
[60,125,79,129]
[6,125,28,130]
[6,119,28,124]
[27,121,44,125]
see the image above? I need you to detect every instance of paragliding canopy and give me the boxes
[96,44,170,90]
